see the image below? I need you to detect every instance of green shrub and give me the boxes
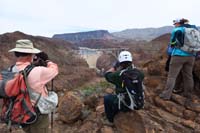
[80,80,113,97]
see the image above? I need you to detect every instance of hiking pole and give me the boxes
[51,79,54,133]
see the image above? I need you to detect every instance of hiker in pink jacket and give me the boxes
[8,39,58,133]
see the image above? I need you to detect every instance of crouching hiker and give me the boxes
[104,51,145,124]
[1,39,59,133]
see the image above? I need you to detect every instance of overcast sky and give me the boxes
[0,0,199,37]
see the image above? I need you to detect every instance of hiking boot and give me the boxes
[173,88,183,94]
[102,119,114,126]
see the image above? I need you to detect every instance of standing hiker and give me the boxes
[104,51,144,124]
[8,39,58,133]
[160,18,198,100]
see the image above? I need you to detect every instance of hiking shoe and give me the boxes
[173,88,183,94]
[102,119,114,126]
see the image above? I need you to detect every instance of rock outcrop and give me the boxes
[96,53,117,73]
[53,30,114,43]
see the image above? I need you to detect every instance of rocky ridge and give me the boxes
[1,31,200,132]
[53,30,114,43]
[0,31,96,94]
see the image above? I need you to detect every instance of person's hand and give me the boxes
[113,61,120,70]
[36,52,49,61]
[33,52,49,67]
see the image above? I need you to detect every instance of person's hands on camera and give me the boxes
[113,61,120,70]
[33,52,49,67]
[36,52,49,61]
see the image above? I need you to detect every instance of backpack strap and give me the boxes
[8,65,14,72]
[8,65,18,72]
[21,64,35,91]
[22,65,42,108]
[23,64,35,76]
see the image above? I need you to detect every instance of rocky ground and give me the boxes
[1,32,200,133]
[51,59,200,133]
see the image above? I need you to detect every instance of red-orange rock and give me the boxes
[58,92,83,123]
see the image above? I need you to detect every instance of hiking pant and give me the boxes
[104,94,130,122]
[161,56,195,99]
[23,114,49,133]
[165,55,171,72]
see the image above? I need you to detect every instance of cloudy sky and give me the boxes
[0,0,199,37]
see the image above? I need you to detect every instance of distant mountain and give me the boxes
[112,26,174,41]
[53,26,200,43]
[52,30,114,43]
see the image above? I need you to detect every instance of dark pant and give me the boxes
[165,55,171,72]
[104,94,130,122]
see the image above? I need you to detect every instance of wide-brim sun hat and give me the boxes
[9,39,41,54]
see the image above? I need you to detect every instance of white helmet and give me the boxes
[118,51,132,63]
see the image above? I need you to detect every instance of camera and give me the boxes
[33,52,49,67]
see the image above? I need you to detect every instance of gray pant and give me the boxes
[160,56,195,99]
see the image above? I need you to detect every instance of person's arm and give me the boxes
[170,29,177,46]
[104,67,120,85]
[170,29,184,46]
[40,61,58,84]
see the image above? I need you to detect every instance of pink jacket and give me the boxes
[15,61,58,97]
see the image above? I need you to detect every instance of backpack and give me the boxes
[118,68,144,110]
[0,65,39,127]
[180,28,200,53]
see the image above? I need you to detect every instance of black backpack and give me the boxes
[118,68,144,110]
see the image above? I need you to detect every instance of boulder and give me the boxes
[96,53,117,73]
[114,111,146,133]
[58,92,83,123]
